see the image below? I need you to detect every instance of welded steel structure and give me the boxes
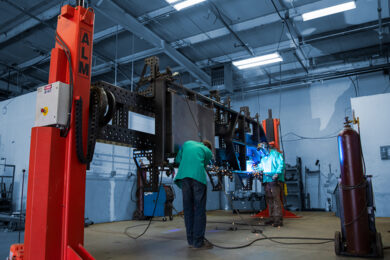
[88,57,267,218]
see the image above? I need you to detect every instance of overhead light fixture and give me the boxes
[233,53,283,70]
[168,0,206,11]
[302,1,356,21]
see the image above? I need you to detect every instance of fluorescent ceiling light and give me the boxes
[302,1,356,21]
[233,53,283,70]
[166,0,180,3]
[173,0,206,10]
[232,53,281,67]
[237,57,283,70]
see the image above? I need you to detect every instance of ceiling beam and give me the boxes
[234,58,390,95]
[92,47,162,77]
[1,0,385,93]
[0,0,313,83]
[0,79,24,96]
[0,3,60,45]
[93,0,211,87]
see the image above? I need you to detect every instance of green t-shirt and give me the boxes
[174,140,213,187]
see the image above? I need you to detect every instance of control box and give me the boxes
[35,81,70,127]
[380,146,390,160]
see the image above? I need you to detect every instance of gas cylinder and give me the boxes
[338,118,370,255]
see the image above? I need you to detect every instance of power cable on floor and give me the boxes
[205,236,334,249]
[127,200,335,250]
[207,221,264,227]
[124,173,163,239]
[229,197,261,233]
[205,194,334,249]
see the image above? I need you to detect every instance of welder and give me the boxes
[174,140,214,249]
[256,142,285,227]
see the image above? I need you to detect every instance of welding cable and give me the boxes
[224,191,261,234]
[55,32,74,137]
[74,87,101,165]
[172,204,264,229]
[282,130,342,141]
[207,221,264,227]
[233,205,260,233]
[55,32,106,165]
[130,178,137,203]
[124,173,164,239]
[173,204,263,234]
[205,236,334,249]
[342,200,368,227]
[172,206,184,219]
[128,197,334,248]
[356,125,367,176]
[206,194,334,248]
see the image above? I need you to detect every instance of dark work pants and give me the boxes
[265,182,283,223]
[181,178,207,248]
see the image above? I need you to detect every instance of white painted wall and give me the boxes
[351,93,390,217]
[231,71,390,212]
[0,92,36,212]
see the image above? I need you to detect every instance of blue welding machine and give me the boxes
[143,186,174,219]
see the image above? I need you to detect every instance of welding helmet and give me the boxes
[257,142,270,157]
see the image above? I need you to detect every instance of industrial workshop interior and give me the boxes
[1,0,390,259]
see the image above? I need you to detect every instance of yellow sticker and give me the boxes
[42,106,48,116]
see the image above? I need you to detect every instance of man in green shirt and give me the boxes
[174,140,213,249]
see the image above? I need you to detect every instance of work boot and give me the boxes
[264,218,274,225]
[272,217,283,227]
[193,239,214,250]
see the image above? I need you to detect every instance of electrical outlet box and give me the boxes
[35,81,70,127]
[380,146,390,160]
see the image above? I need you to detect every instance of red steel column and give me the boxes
[22,4,95,260]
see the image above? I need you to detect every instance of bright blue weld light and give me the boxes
[338,136,344,165]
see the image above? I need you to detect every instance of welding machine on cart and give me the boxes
[144,185,174,221]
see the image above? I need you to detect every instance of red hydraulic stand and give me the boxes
[8,4,95,260]
[254,200,301,219]
[254,109,300,219]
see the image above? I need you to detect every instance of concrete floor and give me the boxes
[84,211,390,260]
